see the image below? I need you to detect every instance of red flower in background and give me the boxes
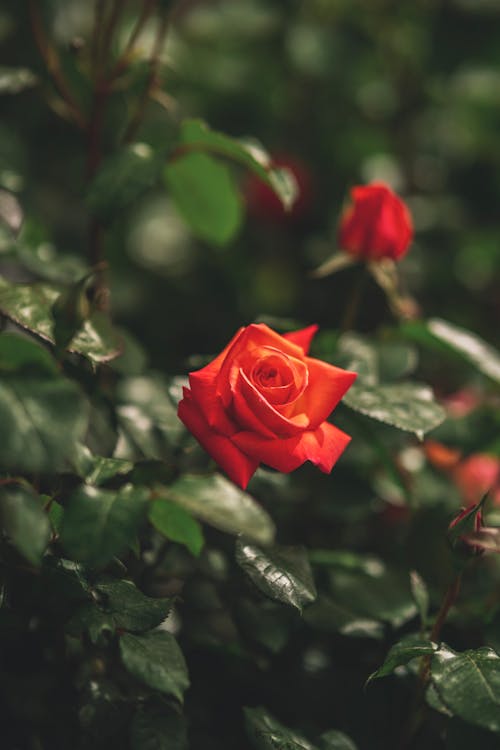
[453,454,500,505]
[178,323,356,489]
[338,183,413,261]
[244,155,313,224]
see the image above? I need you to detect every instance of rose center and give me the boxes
[252,357,290,389]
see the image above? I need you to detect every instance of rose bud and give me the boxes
[337,182,413,262]
[448,501,485,558]
[178,323,356,489]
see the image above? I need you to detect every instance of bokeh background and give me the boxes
[1,2,500,749]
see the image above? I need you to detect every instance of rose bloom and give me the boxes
[338,182,413,261]
[178,323,356,489]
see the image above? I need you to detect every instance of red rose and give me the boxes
[178,323,356,489]
[338,183,413,261]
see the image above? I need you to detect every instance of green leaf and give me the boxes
[0,484,51,565]
[0,331,57,374]
[131,704,188,750]
[410,570,430,625]
[427,318,500,385]
[367,634,437,683]
[72,444,134,486]
[119,631,189,701]
[244,706,317,750]
[0,66,37,94]
[178,118,298,211]
[430,646,500,733]
[164,473,275,545]
[60,484,149,567]
[0,277,121,363]
[343,381,446,440]
[0,337,88,473]
[149,497,204,556]
[87,143,163,218]
[165,152,243,245]
[236,539,316,612]
[336,333,378,385]
[67,578,173,641]
[319,730,358,750]
[305,559,416,637]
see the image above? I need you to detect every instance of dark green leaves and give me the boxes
[0,333,88,473]
[244,707,316,750]
[236,540,316,611]
[149,497,204,556]
[0,484,51,565]
[344,382,445,440]
[367,635,437,683]
[165,473,275,545]
[165,152,243,246]
[68,579,173,641]
[119,631,189,701]
[177,119,297,211]
[131,705,188,750]
[164,119,298,245]
[60,484,149,567]
[0,277,121,363]
[338,334,445,439]
[430,647,500,733]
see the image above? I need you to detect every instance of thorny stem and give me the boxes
[29,0,86,129]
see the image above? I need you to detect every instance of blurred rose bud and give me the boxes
[448,501,484,558]
[338,182,413,261]
[452,454,500,505]
[244,154,313,224]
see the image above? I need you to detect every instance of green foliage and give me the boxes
[0,333,88,473]
[0,278,121,363]
[236,539,316,611]
[429,647,500,733]
[119,631,189,701]
[367,634,437,683]
[164,473,275,545]
[149,496,204,556]
[60,484,149,567]
[165,151,243,245]
[0,483,51,565]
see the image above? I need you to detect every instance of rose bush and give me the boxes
[338,182,413,261]
[178,323,356,488]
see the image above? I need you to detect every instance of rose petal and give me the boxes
[283,357,356,429]
[217,324,305,407]
[178,389,258,489]
[189,327,245,434]
[283,324,318,355]
[235,368,309,437]
[232,421,351,474]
